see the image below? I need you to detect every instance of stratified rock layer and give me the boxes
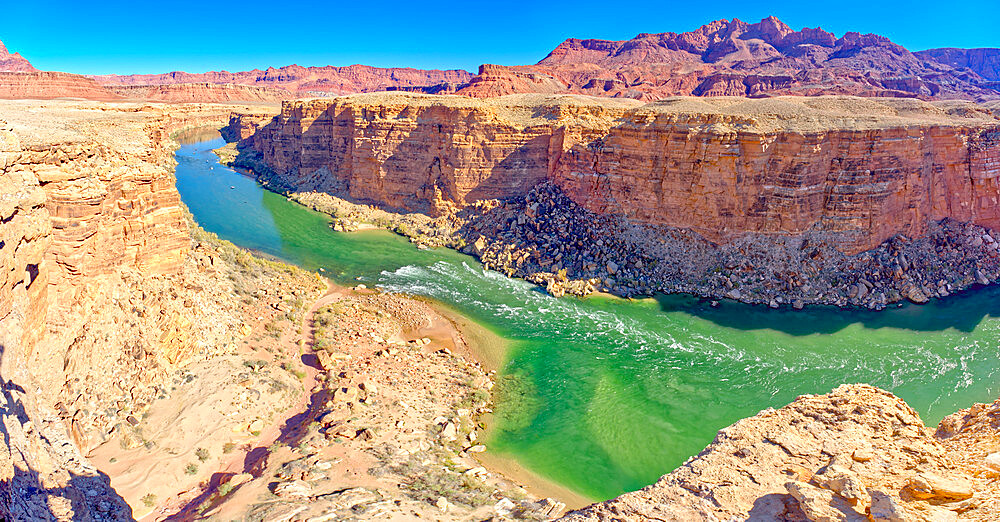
[107,82,293,103]
[563,384,1000,521]
[93,64,473,96]
[0,100,266,519]
[236,93,1000,256]
[0,71,121,100]
[90,18,1000,101]
[917,48,1000,82]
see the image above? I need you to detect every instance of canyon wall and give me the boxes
[0,71,122,100]
[0,101,258,519]
[236,93,1000,255]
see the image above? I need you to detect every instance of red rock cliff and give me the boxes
[238,93,1000,254]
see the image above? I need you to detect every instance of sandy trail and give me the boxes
[145,279,337,521]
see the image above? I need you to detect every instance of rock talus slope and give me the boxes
[236,93,1000,256]
[562,384,1000,521]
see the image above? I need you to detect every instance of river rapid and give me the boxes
[175,133,1000,501]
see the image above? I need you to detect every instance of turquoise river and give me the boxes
[175,134,1000,501]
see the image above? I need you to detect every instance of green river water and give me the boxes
[175,135,1000,501]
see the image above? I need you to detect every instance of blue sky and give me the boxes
[3,0,998,75]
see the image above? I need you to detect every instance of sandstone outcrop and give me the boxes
[0,71,121,100]
[229,93,1000,307]
[0,100,280,519]
[562,384,1000,521]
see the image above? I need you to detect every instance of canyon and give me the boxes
[3,14,1000,522]
[0,101,562,520]
[227,93,1000,308]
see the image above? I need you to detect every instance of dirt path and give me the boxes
[150,279,337,521]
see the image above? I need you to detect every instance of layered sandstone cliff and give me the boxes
[0,71,121,100]
[0,100,271,519]
[563,384,1000,521]
[236,93,1000,255]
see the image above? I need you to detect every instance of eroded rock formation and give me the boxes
[562,384,1000,521]
[0,71,121,101]
[445,17,1000,101]
[0,100,269,519]
[88,18,1000,101]
[918,48,1000,82]
[228,93,1000,308]
[234,93,1000,255]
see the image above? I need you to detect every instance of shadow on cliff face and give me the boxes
[0,364,134,521]
[233,105,554,217]
[657,282,1000,335]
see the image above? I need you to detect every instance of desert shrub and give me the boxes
[195,448,210,462]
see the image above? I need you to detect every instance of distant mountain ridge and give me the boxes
[916,47,1000,81]
[445,16,999,100]
[2,18,999,102]
[92,64,474,97]
[0,39,36,72]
